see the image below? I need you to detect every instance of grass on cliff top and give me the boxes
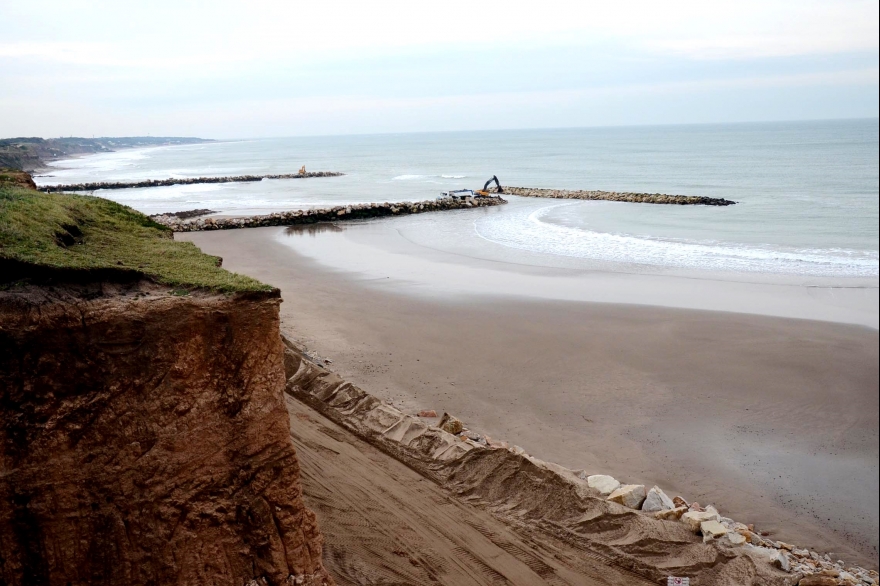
[0,182,272,292]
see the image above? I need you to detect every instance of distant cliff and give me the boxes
[0,136,212,171]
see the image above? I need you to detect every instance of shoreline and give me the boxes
[273,211,879,329]
[178,223,879,569]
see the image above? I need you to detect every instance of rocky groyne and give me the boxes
[150,195,506,232]
[39,171,344,192]
[283,338,876,586]
[500,185,736,206]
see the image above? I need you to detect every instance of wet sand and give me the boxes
[179,224,879,569]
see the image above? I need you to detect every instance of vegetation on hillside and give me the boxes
[0,136,211,170]
[0,178,271,292]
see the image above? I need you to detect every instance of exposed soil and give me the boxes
[0,280,332,586]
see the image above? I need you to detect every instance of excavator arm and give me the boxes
[477,175,503,196]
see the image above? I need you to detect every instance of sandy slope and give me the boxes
[286,395,650,585]
[179,225,878,569]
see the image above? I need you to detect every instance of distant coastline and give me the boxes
[0,136,212,172]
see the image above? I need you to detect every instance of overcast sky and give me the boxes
[1,0,877,138]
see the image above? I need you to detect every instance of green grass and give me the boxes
[0,183,272,292]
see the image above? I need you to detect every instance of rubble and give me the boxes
[438,412,464,435]
[641,485,675,512]
[607,484,647,509]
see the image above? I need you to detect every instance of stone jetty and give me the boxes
[39,171,344,193]
[150,195,506,232]
[500,186,736,206]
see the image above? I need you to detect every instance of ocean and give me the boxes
[37,119,879,278]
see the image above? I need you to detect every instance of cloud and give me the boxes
[0,0,877,136]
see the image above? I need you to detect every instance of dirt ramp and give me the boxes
[0,283,332,586]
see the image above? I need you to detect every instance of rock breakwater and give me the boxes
[150,195,506,232]
[39,171,344,193]
[500,186,736,206]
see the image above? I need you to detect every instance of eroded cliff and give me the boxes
[0,281,332,586]
[0,183,332,586]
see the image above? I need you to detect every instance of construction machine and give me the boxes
[476,175,503,196]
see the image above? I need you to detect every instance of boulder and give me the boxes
[641,485,675,512]
[417,410,438,418]
[769,550,791,572]
[727,532,747,546]
[681,510,720,533]
[654,506,688,521]
[438,412,463,435]
[672,496,689,509]
[607,484,647,509]
[585,474,621,495]
[700,520,728,541]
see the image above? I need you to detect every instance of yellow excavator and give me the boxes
[475,175,503,197]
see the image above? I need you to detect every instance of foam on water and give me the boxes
[475,203,879,277]
[393,174,467,180]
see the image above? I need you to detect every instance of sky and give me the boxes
[0,0,877,138]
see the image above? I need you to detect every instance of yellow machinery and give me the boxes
[476,175,503,196]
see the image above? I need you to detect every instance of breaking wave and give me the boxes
[475,204,879,277]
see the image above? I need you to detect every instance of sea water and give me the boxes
[37,119,879,278]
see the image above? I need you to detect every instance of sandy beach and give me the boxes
[179,218,879,569]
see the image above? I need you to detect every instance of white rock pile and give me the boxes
[575,475,877,585]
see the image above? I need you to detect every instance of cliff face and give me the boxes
[0,281,332,586]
